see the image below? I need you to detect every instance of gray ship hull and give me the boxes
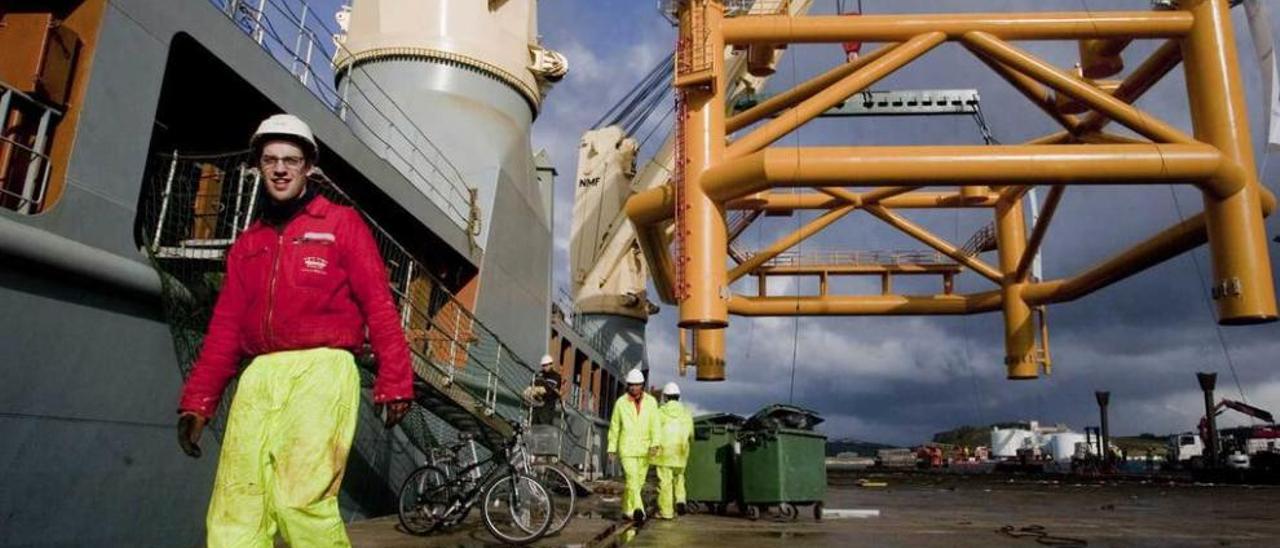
[0,0,565,544]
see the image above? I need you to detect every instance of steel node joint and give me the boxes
[701,150,770,202]
[625,185,676,225]
[1206,158,1249,200]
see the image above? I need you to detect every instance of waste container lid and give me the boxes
[745,404,824,431]
[693,413,746,427]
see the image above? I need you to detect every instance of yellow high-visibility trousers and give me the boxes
[620,456,650,517]
[655,466,686,519]
[206,348,360,548]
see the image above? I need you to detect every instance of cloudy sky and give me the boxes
[527,0,1280,446]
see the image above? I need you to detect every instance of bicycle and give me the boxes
[401,423,578,537]
[527,458,576,536]
[397,424,553,545]
[517,421,579,537]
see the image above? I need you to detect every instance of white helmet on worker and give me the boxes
[625,368,645,385]
[662,382,680,396]
[251,114,318,160]
[540,354,554,367]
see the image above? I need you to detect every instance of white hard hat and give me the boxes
[540,354,554,366]
[251,114,318,159]
[662,382,680,396]
[625,368,645,385]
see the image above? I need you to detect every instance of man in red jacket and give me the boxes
[176,114,415,547]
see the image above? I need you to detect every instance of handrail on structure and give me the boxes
[0,80,62,215]
[205,0,476,232]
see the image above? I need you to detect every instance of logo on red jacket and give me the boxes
[302,255,329,274]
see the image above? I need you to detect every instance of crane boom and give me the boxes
[1199,398,1276,447]
[569,0,815,319]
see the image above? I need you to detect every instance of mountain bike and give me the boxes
[401,422,578,537]
[397,424,553,545]
[527,458,576,536]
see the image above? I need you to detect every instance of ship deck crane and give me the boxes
[566,0,820,377]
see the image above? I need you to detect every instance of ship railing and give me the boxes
[724,0,792,16]
[961,221,999,257]
[145,151,261,260]
[140,150,600,459]
[659,0,792,24]
[579,392,597,416]
[756,249,956,268]
[205,0,477,236]
[534,389,605,478]
[549,300,596,355]
[551,296,628,381]
[0,80,61,215]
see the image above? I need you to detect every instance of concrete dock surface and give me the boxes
[344,513,621,547]
[346,472,1280,547]
[631,472,1280,547]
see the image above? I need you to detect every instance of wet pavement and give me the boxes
[345,491,627,547]
[626,472,1280,547]
[345,512,622,547]
[345,472,1280,546]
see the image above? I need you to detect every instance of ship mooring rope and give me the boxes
[1167,185,1251,406]
[955,197,986,426]
[787,32,803,405]
[997,524,1088,546]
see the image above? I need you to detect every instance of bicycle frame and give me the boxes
[430,430,534,485]
[427,428,536,522]
[401,422,571,542]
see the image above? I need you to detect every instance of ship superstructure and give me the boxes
[0,1,620,545]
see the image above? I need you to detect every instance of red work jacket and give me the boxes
[178,194,414,416]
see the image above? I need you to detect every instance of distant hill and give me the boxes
[826,438,898,457]
[1113,434,1168,456]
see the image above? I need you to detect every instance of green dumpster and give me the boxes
[685,413,745,513]
[743,403,824,431]
[738,405,827,521]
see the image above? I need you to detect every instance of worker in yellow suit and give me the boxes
[654,382,694,520]
[607,368,660,524]
[177,115,414,547]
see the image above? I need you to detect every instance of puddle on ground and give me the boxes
[765,531,813,539]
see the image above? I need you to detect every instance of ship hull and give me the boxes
[0,0,551,544]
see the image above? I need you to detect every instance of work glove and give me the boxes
[177,412,209,459]
[376,400,411,429]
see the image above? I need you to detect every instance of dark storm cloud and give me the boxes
[534,0,1280,445]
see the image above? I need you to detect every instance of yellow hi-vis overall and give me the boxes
[654,400,694,519]
[607,392,660,517]
[206,348,360,547]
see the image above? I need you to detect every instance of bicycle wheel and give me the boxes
[482,473,552,545]
[397,465,452,535]
[533,464,576,536]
